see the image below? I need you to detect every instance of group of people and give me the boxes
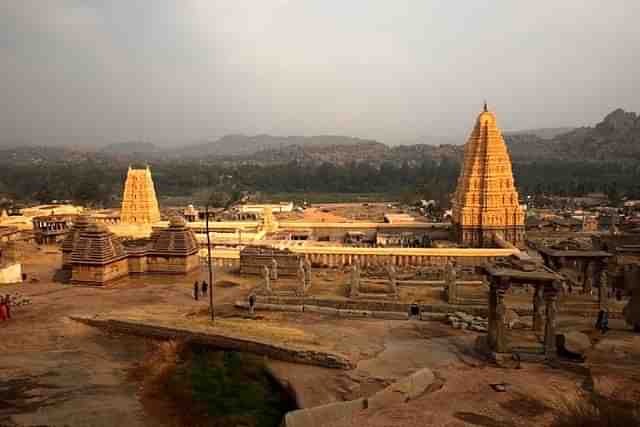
[192,281,209,300]
[0,295,12,321]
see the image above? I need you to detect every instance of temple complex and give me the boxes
[451,104,525,248]
[120,166,161,224]
[62,216,200,284]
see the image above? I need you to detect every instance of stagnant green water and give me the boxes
[167,346,296,427]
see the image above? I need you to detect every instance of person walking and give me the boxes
[201,281,208,297]
[193,281,199,301]
[0,296,8,322]
[249,293,256,316]
[5,294,10,320]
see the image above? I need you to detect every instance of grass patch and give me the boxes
[134,340,295,427]
[552,392,640,427]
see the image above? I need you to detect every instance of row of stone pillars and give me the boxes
[262,258,312,296]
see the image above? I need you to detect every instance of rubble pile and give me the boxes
[5,293,32,307]
[447,311,488,332]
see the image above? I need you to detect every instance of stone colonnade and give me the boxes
[487,275,561,358]
[298,252,498,269]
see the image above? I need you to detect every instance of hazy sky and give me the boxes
[2,1,639,146]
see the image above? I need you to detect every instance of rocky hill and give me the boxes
[504,127,574,140]
[504,109,640,162]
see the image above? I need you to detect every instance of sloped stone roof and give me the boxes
[71,222,127,265]
[61,214,91,254]
[148,216,198,256]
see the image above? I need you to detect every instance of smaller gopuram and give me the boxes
[70,222,129,285]
[451,104,525,248]
[120,166,161,224]
[147,216,200,274]
[61,214,92,269]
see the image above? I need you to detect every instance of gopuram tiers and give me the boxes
[451,104,525,248]
[120,166,161,224]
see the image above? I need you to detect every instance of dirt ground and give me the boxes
[276,202,422,223]
[2,244,639,427]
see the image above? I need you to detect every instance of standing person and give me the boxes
[0,296,7,322]
[193,281,199,301]
[5,294,10,320]
[249,293,256,316]
[201,281,208,297]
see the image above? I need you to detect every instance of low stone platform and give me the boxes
[70,315,354,369]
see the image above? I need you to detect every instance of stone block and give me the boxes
[420,312,448,321]
[338,309,372,318]
[304,305,338,316]
[371,311,409,320]
[283,398,366,427]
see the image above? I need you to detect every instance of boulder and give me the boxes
[367,368,435,411]
[504,309,519,329]
[560,331,592,354]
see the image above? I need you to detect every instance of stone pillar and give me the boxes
[544,282,560,359]
[387,264,398,298]
[445,261,458,304]
[304,257,312,291]
[271,258,278,281]
[533,284,545,334]
[488,279,497,350]
[495,280,508,353]
[350,263,360,298]
[263,265,272,295]
[599,269,609,310]
[583,260,593,295]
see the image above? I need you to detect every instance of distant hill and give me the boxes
[504,127,574,140]
[0,146,90,165]
[3,110,637,167]
[175,134,381,158]
[100,142,161,155]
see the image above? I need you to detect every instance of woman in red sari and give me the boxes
[0,296,7,321]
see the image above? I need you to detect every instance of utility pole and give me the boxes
[205,203,215,321]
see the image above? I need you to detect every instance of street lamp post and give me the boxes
[205,204,215,321]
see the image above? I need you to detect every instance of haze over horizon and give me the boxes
[2,1,639,147]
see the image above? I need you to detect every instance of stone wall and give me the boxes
[127,255,148,274]
[71,258,129,285]
[147,253,200,274]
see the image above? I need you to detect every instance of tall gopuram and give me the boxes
[120,166,161,224]
[451,104,525,248]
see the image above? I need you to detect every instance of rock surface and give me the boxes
[561,331,592,354]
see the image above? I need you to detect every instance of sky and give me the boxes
[1,1,639,147]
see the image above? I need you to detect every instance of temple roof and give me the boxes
[61,214,92,253]
[70,222,127,265]
[148,216,198,256]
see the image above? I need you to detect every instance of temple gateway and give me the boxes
[451,104,525,248]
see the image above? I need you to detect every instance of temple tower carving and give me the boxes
[451,104,525,247]
[120,166,161,224]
